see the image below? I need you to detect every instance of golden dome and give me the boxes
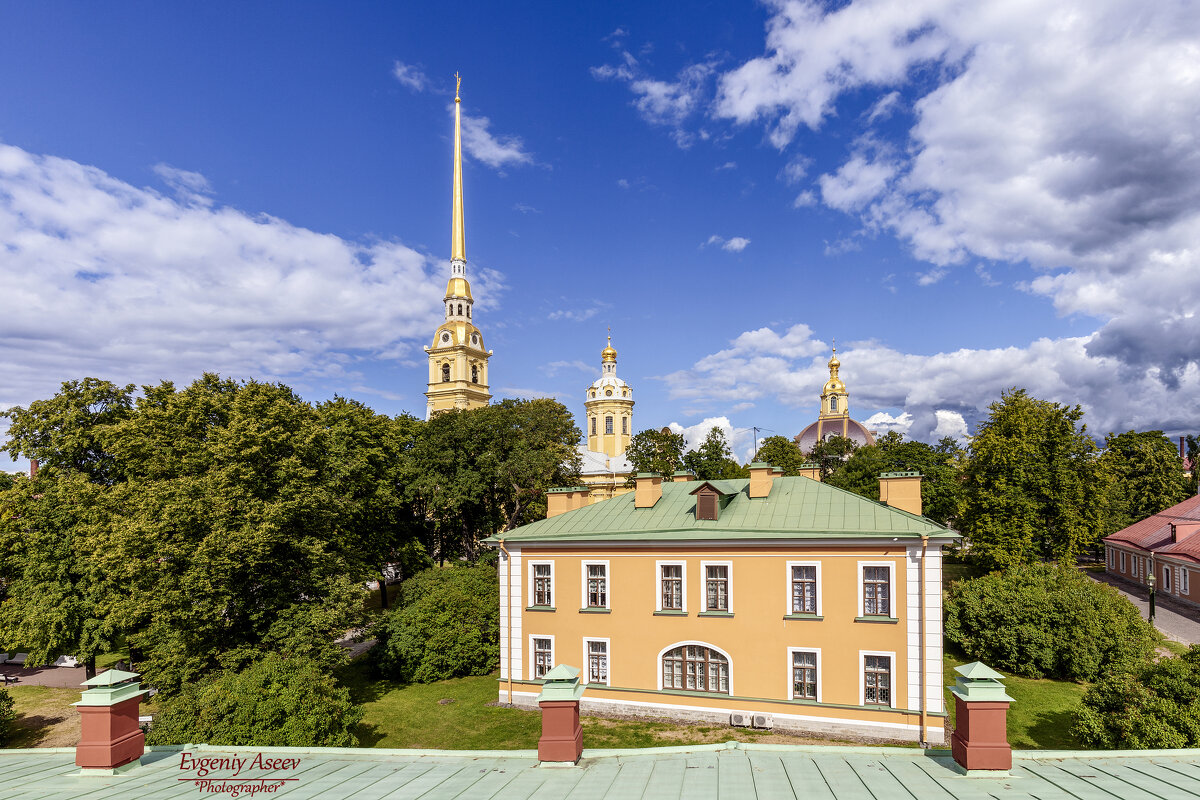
[601,335,617,362]
[445,276,473,300]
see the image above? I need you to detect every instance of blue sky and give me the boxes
[2,0,1199,469]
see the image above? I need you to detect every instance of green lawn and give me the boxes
[338,661,858,750]
[943,650,1088,750]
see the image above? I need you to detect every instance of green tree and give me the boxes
[824,432,963,525]
[146,654,363,747]
[959,389,1112,570]
[683,428,748,481]
[752,436,806,475]
[944,564,1156,682]
[1074,646,1200,749]
[373,565,499,684]
[806,435,858,480]
[624,428,687,482]
[1186,435,1199,496]
[1101,431,1188,531]
[0,688,14,745]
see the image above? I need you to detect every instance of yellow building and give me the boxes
[795,347,877,451]
[424,75,492,418]
[488,468,953,744]
[576,337,636,502]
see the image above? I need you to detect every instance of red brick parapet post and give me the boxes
[950,662,1013,772]
[537,664,584,764]
[73,669,148,774]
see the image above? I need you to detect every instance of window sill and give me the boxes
[699,611,734,617]
[653,610,688,617]
[525,606,556,612]
[854,615,898,624]
[783,614,823,621]
[579,608,611,614]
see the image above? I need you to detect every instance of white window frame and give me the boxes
[1134,556,1141,579]
[528,560,555,608]
[857,561,896,618]
[859,650,897,708]
[785,560,822,616]
[1183,567,1190,595]
[656,640,733,694]
[582,637,610,686]
[700,560,733,613]
[655,560,687,612]
[1163,563,1172,592]
[786,647,822,703]
[528,634,555,681]
[581,560,610,610]
[1120,551,1126,572]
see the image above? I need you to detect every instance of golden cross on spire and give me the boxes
[455,72,461,102]
[832,337,836,355]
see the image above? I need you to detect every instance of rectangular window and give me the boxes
[863,566,890,616]
[587,640,608,685]
[605,416,614,434]
[622,417,628,434]
[586,564,607,609]
[792,650,818,700]
[1120,551,1126,572]
[705,565,729,611]
[533,563,553,607]
[1163,565,1172,592]
[863,655,891,705]
[533,637,553,679]
[661,564,683,610]
[791,565,817,614]
[590,417,596,435]
[1183,568,1190,595]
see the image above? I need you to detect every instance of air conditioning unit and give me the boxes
[752,714,774,729]
[729,712,751,727]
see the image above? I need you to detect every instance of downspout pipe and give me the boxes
[498,538,513,706]
[919,533,928,747]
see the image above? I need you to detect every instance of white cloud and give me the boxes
[392,61,430,92]
[663,323,1200,442]
[459,110,534,169]
[543,360,594,377]
[667,416,757,462]
[703,234,751,253]
[592,48,715,148]
[793,190,817,208]
[153,163,214,207]
[513,202,540,214]
[0,143,504,415]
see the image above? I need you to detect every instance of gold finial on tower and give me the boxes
[451,73,466,263]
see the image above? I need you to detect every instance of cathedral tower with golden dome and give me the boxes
[794,345,877,451]
[425,74,492,418]
[584,335,634,457]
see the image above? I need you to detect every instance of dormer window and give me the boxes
[697,491,718,520]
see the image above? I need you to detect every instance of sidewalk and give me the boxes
[0,663,86,688]
[1087,570,1200,646]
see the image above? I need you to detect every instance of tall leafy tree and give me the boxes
[806,434,859,480]
[824,432,963,525]
[1101,430,1188,531]
[752,435,807,475]
[683,428,748,481]
[624,428,687,482]
[959,388,1112,570]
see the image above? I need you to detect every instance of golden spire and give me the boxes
[451,72,466,263]
[602,331,618,362]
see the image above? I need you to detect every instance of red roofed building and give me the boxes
[1103,493,1200,608]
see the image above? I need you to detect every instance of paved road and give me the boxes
[1088,570,1200,646]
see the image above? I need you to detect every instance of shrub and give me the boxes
[145,654,362,747]
[0,688,14,744]
[374,564,499,683]
[944,564,1156,681]
[1074,646,1200,748]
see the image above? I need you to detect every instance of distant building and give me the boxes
[424,76,492,417]
[794,348,876,452]
[1103,494,1200,609]
[489,468,953,743]
[575,337,636,503]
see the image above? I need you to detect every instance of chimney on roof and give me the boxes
[748,462,778,498]
[1172,522,1200,543]
[879,472,922,516]
[545,487,591,519]
[670,470,695,482]
[634,473,662,508]
[798,462,821,482]
[29,459,38,478]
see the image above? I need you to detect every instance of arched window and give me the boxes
[661,645,728,693]
[622,417,628,434]
[447,303,452,315]
[590,417,597,436]
[441,364,451,382]
[467,306,471,318]
[471,364,478,383]
[605,416,614,434]
[458,303,463,315]
[830,396,839,412]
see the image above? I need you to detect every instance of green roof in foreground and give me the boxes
[488,475,956,544]
[8,743,1200,799]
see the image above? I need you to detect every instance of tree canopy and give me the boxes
[1101,430,1188,531]
[752,436,807,476]
[824,432,963,526]
[682,428,748,481]
[958,389,1111,570]
[624,428,687,481]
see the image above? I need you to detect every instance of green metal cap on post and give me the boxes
[536,664,585,703]
[950,662,1014,703]
[72,669,148,707]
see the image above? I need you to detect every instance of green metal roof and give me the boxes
[6,743,1200,799]
[490,476,955,544]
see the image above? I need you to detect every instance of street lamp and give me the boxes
[1146,558,1156,625]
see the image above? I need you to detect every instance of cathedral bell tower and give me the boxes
[425,74,492,418]
[584,335,634,457]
